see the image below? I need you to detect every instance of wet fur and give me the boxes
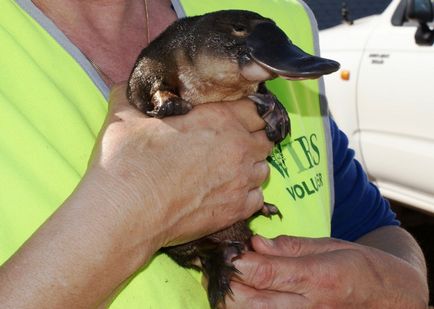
[127,11,269,114]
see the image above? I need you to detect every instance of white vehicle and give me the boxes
[319,0,434,214]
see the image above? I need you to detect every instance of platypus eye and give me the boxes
[232,24,248,36]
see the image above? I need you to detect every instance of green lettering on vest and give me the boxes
[310,133,321,165]
[286,186,296,200]
[303,180,316,195]
[285,172,324,201]
[292,134,321,170]
[286,140,310,173]
[267,144,289,179]
[293,184,305,198]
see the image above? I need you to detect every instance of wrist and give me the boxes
[78,165,166,259]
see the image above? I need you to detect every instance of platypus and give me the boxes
[127,10,339,308]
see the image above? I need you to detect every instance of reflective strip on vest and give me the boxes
[0,0,333,308]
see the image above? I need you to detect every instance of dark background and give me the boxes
[304,0,392,29]
[392,205,434,305]
[302,0,433,304]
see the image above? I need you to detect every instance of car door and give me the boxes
[356,0,434,211]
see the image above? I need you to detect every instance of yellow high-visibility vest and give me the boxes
[0,0,333,307]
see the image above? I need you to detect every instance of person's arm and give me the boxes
[356,225,427,283]
[224,119,428,308]
[329,118,400,241]
[0,84,273,308]
[327,117,427,279]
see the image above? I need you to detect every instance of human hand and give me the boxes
[89,83,273,251]
[0,82,274,309]
[225,235,429,308]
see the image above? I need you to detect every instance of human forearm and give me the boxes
[0,169,160,308]
[356,225,428,285]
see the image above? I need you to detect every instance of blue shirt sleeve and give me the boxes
[329,118,399,241]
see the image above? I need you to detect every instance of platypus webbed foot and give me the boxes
[248,93,290,144]
[147,90,193,118]
[200,239,247,309]
[261,201,282,219]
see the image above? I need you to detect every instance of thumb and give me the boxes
[251,235,355,257]
[109,83,129,110]
[107,82,148,122]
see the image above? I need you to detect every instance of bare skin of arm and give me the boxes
[0,85,273,308]
[225,227,428,308]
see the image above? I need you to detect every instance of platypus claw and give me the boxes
[248,93,290,143]
[262,202,283,219]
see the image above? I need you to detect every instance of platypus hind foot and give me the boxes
[200,240,247,309]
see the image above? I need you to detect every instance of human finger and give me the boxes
[232,251,314,294]
[249,161,270,190]
[108,83,129,110]
[251,235,356,258]
[250,130,274,161]
[224,281,308,309]
[108,83,148,120]
[221,98,267,133]
[242,188,265,218]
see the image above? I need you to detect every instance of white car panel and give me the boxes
[359,131,434,213]
[319,0,434,213]
[322,51,360,147]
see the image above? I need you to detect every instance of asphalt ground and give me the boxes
[391,203,434,305]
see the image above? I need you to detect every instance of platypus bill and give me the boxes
[127,9,339,309]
